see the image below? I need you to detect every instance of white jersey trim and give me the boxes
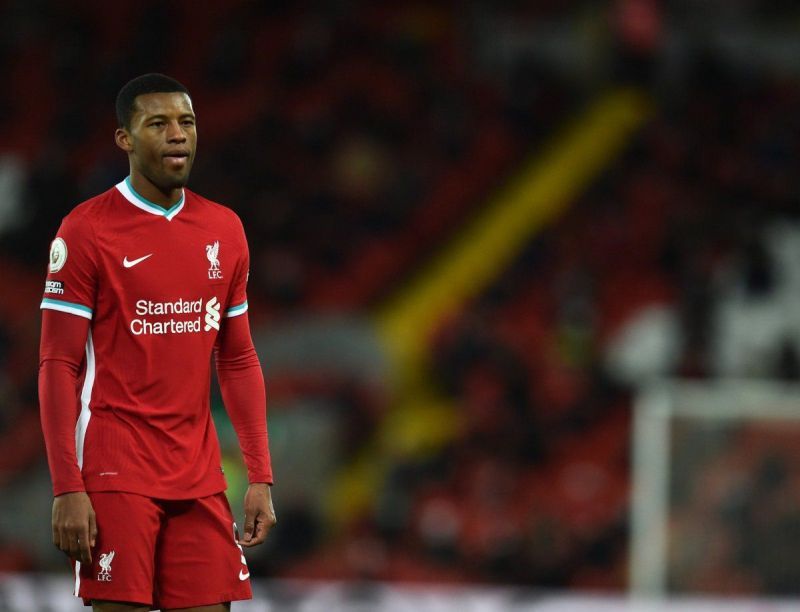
[74,560,81,596]
[76,331,95,470]
[116,177,185,221]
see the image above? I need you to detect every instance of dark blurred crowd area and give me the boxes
[2,0,800,595]
[669,421,800,594]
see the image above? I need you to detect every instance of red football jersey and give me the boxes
[41,178,255,499]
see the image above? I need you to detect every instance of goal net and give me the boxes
[631,380,800,597]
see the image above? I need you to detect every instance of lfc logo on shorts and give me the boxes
[206,240,222,280]
[98,550,115,582]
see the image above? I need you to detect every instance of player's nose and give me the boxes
[165,120,187,143]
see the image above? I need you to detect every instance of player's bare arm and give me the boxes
[52,491,97,564]
[239,483,276,547]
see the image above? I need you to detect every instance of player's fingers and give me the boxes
[52,523,61,550]
[69,522,87,562]
[253,518,270,545]
[240,512,255,544]
[244,512,275,547]
[89,511,98,549]
[65,528,81,561]
[57,525,72,557]
[245,519,267,546]
[54,525,65,553]
[79,524,92,564]
[52,509,65,552]
[240,533,259,547]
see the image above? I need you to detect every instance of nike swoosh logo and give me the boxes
[239,569,250,581]
[123,254,153,268]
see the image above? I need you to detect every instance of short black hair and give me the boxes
[116,73,190,129]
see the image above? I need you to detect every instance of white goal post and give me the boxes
[630,379,800,596]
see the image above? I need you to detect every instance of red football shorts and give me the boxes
[73,491,252,609]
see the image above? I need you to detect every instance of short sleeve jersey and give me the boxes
[41,178,251,499]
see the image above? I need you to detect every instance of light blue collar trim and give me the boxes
[115,177,185,221]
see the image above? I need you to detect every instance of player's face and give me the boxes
[125,92,197,192]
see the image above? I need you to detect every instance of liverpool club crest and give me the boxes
[206,241,222,279]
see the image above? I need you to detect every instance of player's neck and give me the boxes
[128,174,183,208]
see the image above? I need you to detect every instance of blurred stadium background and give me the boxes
[3,0,800,609]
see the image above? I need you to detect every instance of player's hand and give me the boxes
[52,492,97,564]
[239,483,276,547]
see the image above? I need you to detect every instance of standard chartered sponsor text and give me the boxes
[131,298,208,335]
[136,298,202,315]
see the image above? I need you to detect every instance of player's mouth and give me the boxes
[163,151,190,168]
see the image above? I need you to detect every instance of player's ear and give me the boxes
[115,128,133,153]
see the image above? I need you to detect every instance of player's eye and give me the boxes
[150,121,165,128]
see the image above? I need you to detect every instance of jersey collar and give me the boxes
[115,177,185,221]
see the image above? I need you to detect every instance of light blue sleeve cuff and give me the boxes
[41,298,93,320]
[224,300,248,318]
